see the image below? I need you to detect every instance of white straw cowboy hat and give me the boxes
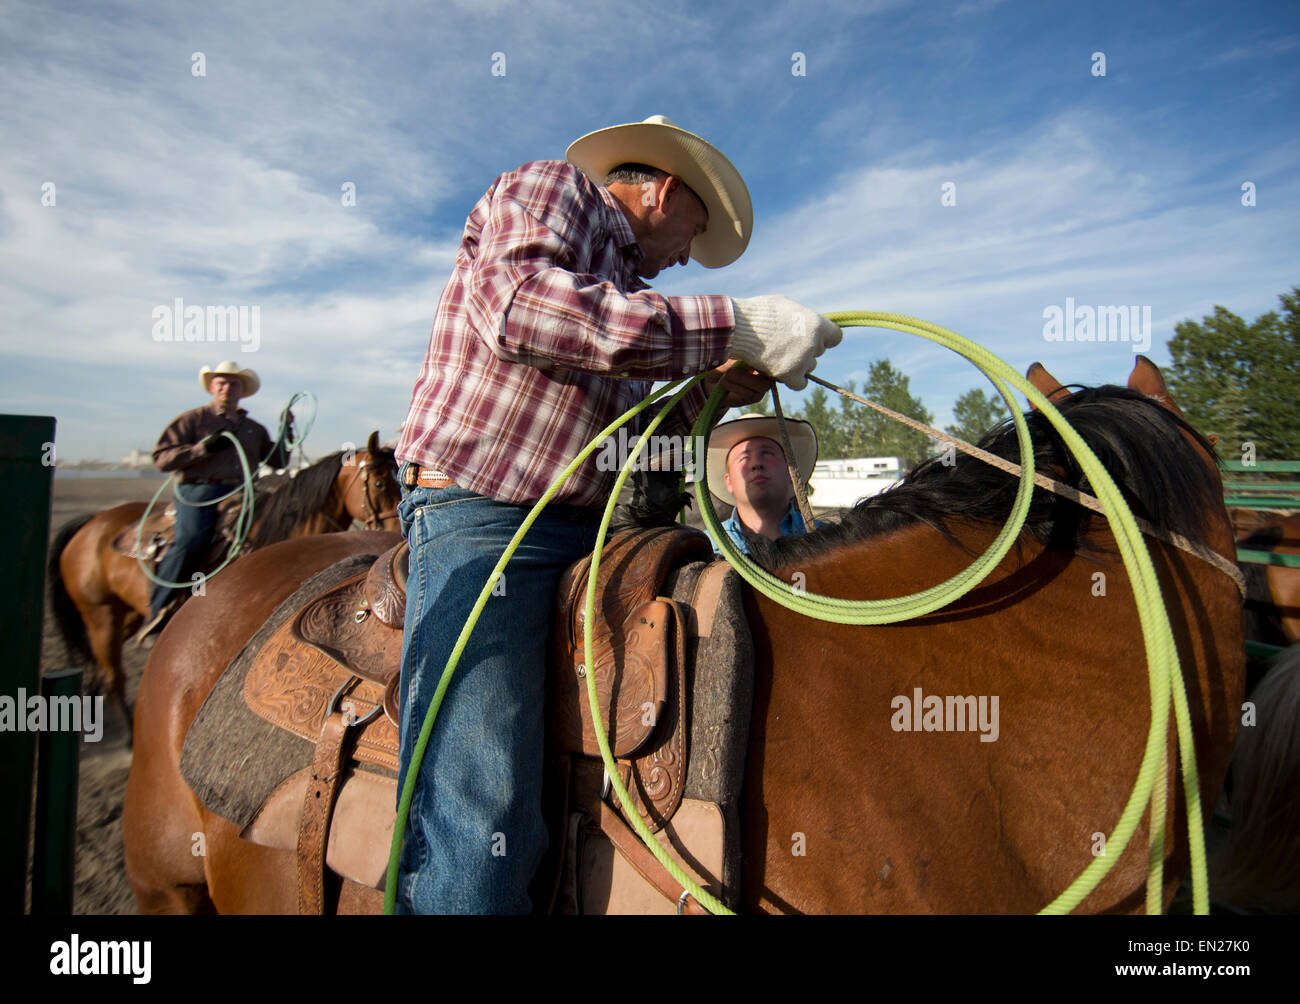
[566,115,753,268]
[706,414,818,506]
[199,360,260,397]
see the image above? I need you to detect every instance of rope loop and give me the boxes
[383,311,1207,916]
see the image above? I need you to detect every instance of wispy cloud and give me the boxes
[2,0,1296,461]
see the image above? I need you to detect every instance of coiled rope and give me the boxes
[384,310,1208,916]
[133,392,317,589]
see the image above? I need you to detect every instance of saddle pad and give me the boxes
[245,611,400,773]
[667,559,753,907]
[181,554,395,828]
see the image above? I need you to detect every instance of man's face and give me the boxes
[209,374,243,412]
[723,437,792,511]
[634,178,709,279]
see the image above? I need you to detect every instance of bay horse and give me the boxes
[1238,513,1300,648]
[47,432,400,734]
[122,359,1246,913]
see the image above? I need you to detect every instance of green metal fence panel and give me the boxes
[31,668,82,915]
[1225,496,1300,509]
[1222,461,1300,473]
[1237,548,1300,568]
[0,414,55,915]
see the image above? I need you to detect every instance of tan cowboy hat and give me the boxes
[566,115,753,268]
[706,414,818,506]
[199,360,260,397]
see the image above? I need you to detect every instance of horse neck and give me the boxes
[308,481,350,535]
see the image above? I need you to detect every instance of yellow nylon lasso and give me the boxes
[697,309,1204,915]
[384,310,1208,915]
[133,430,256,589]
[133,393,316,590]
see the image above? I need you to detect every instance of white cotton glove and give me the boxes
[729,295,843,391]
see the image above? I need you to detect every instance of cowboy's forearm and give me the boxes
[152,415,207,471]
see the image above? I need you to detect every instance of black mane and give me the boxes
[245,452,346,547]
[749,385,1222,568]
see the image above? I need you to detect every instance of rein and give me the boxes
[801,373,1247,599]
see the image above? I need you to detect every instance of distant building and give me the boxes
[807,457,907,509]
[119,448,154,470]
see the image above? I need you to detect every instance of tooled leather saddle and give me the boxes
[229,525,732,913]
[111,475,291,565]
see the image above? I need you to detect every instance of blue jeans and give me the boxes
[150,482,229,614]
[394,473,601,914]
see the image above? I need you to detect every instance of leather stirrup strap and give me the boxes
[597,802,710,915]
[298,711,349,914]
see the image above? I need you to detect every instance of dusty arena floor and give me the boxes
[40,477,163,914]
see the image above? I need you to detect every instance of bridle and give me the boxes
[326,453,400,531]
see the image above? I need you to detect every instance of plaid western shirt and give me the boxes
[395,159,736,508]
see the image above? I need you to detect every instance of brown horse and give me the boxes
[123,359,1245,913]
[1238,513,1300,647]
[47,432,400,733]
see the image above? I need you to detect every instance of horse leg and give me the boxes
[122,756,213,914]
[77,599,133,744]
[122,627,214,913]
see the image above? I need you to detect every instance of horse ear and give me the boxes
[367,430,380,455]
[1026,362,1069,409]
[1128,355,1187,420]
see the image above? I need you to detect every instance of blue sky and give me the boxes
[2,0,1296,463]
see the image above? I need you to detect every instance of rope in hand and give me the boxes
[133,391,318,590]
[384,309,1207,916]
[769,385,817,531]
[133,431,256,589]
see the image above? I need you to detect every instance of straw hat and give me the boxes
[706,414,818,505]
[199,360,260,397]
[566,115,752,268]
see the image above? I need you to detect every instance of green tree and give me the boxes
[946,388,1010,445]
[793,385,842,457]
[1165,287,1300,461]
[854,360,935,465]
[799,360,934,464]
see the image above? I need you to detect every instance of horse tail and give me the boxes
[1213,642,1300,913]
[47,514,96,668]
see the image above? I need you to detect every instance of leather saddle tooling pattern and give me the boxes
[225,525,731,913]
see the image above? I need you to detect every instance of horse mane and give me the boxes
[245,452,345,548]
[749,385,1223,569]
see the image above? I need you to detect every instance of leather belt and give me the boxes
[402,464,458,490]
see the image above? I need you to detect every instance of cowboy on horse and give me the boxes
[391,115,842,913]
[137,360,292,642]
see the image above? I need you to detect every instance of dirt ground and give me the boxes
[39,476,166,915]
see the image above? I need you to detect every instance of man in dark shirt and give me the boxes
[137,360,290,641]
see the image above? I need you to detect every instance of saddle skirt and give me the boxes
[184,526,754,913]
